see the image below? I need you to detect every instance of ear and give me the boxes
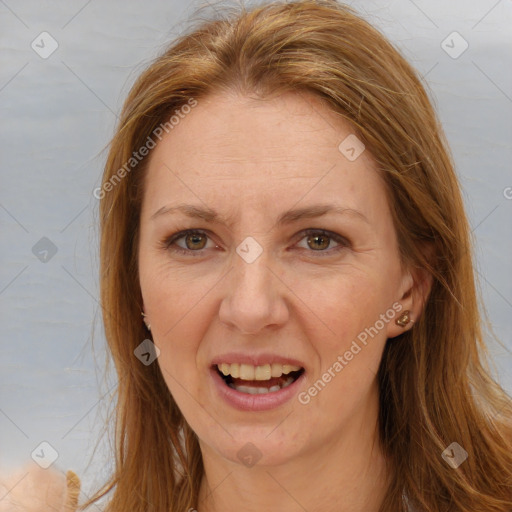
[386,260,433,339]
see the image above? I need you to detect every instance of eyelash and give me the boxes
[160,228,350,258]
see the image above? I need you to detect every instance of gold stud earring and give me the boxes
[395,310,412,327]
[141,311,151,331]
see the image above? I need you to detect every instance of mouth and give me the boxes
[214,363,305,395]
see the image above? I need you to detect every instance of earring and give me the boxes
[141,311,151,331]
[395,310,412,327]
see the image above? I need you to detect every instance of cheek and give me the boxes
[151,307,209,419]
[291,268,394,404]
[290,267,390,349]
[139,248,222,340]
[139,258,221,403]
[296,276,389,406]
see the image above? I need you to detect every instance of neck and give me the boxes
[197,394,389,512]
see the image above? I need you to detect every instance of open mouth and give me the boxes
[215,364,305,395]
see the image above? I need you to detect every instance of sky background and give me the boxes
[1,0,511,505]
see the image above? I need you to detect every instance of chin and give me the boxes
[199,425,308,469]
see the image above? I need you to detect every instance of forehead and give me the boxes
[148,91,367,169]
[141,91,388,226]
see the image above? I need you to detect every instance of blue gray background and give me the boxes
[1,0,511,502]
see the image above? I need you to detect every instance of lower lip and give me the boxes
[210,367,306,412]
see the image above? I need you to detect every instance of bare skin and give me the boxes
[138,90,430,512]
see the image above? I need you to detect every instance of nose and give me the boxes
[218,252,289,335]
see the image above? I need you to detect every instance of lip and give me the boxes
[211,352,306,368]
[210,365,306,412]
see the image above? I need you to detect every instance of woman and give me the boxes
[84,1,512,511]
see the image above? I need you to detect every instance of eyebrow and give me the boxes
[150,203,369,226]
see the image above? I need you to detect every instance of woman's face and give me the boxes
[138,91,413,467]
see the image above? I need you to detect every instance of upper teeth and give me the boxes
[217,363,301,380]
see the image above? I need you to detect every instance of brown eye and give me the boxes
[162,229,215,256]
[184,232,207,250]
[306,233,331,251]
[295,229,350,256]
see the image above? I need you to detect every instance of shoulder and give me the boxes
[0,464,81,512]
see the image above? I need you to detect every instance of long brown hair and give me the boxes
[85,1,512,510]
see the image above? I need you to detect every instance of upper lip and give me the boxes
[211,352,306,369]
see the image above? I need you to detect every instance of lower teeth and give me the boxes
[228,376,295,394]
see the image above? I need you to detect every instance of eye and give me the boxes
[294,229,350,256]
[161,228,349,257]
[161,229,218,257]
